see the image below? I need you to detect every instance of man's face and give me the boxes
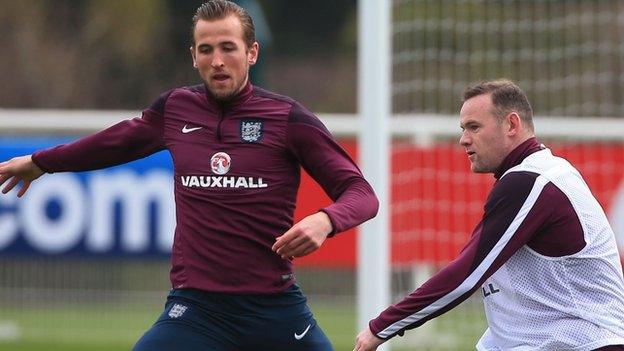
[190,16,258,101]
[459,94,511,173]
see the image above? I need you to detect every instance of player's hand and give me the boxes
[353,326,385,351]
[0,155,45,197]
[272,211,333,259]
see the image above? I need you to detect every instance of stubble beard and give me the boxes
[206,68,249,102]
[470,157,490,174]
[208,81,242,101]
[471,164,489,174]
[472,154,504,174]
[471,162,484,173]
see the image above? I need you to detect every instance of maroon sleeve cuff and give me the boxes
[31,151,52,174]
[369,319,392,339]
[319,208,338,237]
[320,182,378,235]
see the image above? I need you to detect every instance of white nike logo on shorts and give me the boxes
[182,125,202,134]
[294,324,311,340]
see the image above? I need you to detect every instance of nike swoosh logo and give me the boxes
[294,324,311,340]
[182,125,202,134]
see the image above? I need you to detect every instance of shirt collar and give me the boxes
[494,137,543,179]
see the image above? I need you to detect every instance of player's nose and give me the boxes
[459,131,471,146]
[211,53,225,68]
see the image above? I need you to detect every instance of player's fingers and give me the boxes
[0,174,11,187]
[17,181,31,198]
[271,236,288,252]
[294,243,319,257]
[278,233,306,251]
[275,238,302,259]
[278,238,311,258]
[286,238,321,258]
[272,227,299,251]
[1,177,19,194]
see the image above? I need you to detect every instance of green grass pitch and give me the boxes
[0,300,484,351]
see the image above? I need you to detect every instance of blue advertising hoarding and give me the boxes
[0,137,175,257]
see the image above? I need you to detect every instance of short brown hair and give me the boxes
[462,79,534,131]
[191,0,256,48]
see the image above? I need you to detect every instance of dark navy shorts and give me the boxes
[132,284,334,351]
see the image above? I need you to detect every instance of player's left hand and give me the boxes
[0,155,44,198]
[353,326,385,351]
[272,211,333,259]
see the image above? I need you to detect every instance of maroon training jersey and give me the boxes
[32,82,379,294]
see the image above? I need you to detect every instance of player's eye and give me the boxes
[198,46,211,54]
[465,124,480,132]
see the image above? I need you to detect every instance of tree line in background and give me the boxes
[0,0,357,112]
[2,0,622,117]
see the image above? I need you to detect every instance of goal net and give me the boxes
[393,0,624,117]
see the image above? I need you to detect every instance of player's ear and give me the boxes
[506,112,522,136]
[248,42,259,66]
[190,46,198,69]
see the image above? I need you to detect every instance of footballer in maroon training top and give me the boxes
[32,82,379,294]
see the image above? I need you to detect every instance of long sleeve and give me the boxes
[32,93,169,173]
[286,102,378,235]
[369,171,559,339]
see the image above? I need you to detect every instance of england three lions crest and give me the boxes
[168,303,188,318]
[240,120,263,143]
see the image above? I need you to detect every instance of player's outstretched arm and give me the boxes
[0,155,44,197]
[272,211,333,259]
[354,326,385,351]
